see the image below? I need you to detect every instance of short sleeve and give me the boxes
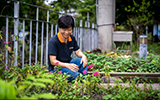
[48,39,57,56]
[72,36,79,51]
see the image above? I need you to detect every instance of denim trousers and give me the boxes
[51,58,88,82]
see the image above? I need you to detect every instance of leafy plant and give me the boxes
[0,79,17,99]
[0,48,160,99]
[85,51,160,73]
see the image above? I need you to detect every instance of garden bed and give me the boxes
[85,50,160,73]
[0,50,160,99]
[1,62,160,100]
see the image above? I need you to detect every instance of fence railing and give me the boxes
[0,0,98,68]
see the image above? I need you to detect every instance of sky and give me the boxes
[44,0,84,5]
[44,0,57,5]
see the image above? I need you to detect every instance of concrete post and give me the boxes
[139,35,148,58]
[97,0,115,51]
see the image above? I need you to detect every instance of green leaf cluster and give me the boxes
[0,79,17,99]
[85,51,160,73]
[124,0,155,44]
[0,52,160,99]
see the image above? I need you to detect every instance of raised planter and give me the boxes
[113,31,133,42]
[113,31,133,51]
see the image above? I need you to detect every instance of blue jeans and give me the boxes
[51,58,88,82]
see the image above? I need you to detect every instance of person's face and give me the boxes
[59,27,72,39]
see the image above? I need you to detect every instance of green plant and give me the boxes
[0,79,17,99]
[147,32,152,39]
[1,48,160,99]
[116,25,127,31]
[125,0,155,45]
[103,81,160,100]
[0,61,160,99]
[17,73,57,99]
[85,51,160,73]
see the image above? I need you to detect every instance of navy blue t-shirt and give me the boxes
[48,32,79,71]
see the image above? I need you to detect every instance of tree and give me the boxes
[0,0,14,29]
[116,0,160,25]
[50,0,78,13]
[75,0,96,23]
[50,0,96,24]
[125,0,155,45]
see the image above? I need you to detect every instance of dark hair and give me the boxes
[58,15,74,29]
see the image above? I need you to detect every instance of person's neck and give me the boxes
[60,33,67,43]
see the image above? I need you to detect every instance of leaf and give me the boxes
[15,37,18,41]
[35,93,57,99]
[26,74,35,81]
[103,94,112,99]
[38,71,46,75]
[0,80,6,99]
[32,82,46,88]
[8,73,14,78]
[43,74,55,78]
[6,82,17,99]
[22,81,32,85]
[17,85,28,91]
[36,78,54,84]
[0,35,2,40]
[9,79,16,85]
[39,73,49,77]
[20,96,37,99]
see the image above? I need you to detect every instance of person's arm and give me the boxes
[75,49,87,68]
[49,55,79,72]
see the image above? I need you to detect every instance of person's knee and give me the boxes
[77,57,81,62]
[71,71,79,79]
[70,58,81,65]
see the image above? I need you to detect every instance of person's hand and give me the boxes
[66,63,79,72]
[80,55,87,68]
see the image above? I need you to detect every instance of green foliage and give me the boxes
[0,63,103,99]
[0,52,160,99]
[125,0,155,43]
[0,79,17,99]
[116,25,128,31]
[51,0,77,13]
[76,0,96,22]
[0,0,14,28]
[35,93,57,99]
[85,51,160,73]
[1,38,160,99]
[50,0,96,23]
[1,1,160,99]
[147,32,152,39]
[147,43,160,54]
[103,83,160,100]
[116,0,160,24]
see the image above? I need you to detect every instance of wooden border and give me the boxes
[88,71,160,77]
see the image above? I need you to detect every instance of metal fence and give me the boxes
[0,0,98,68]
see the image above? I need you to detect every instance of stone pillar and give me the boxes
[98,0,115,52]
